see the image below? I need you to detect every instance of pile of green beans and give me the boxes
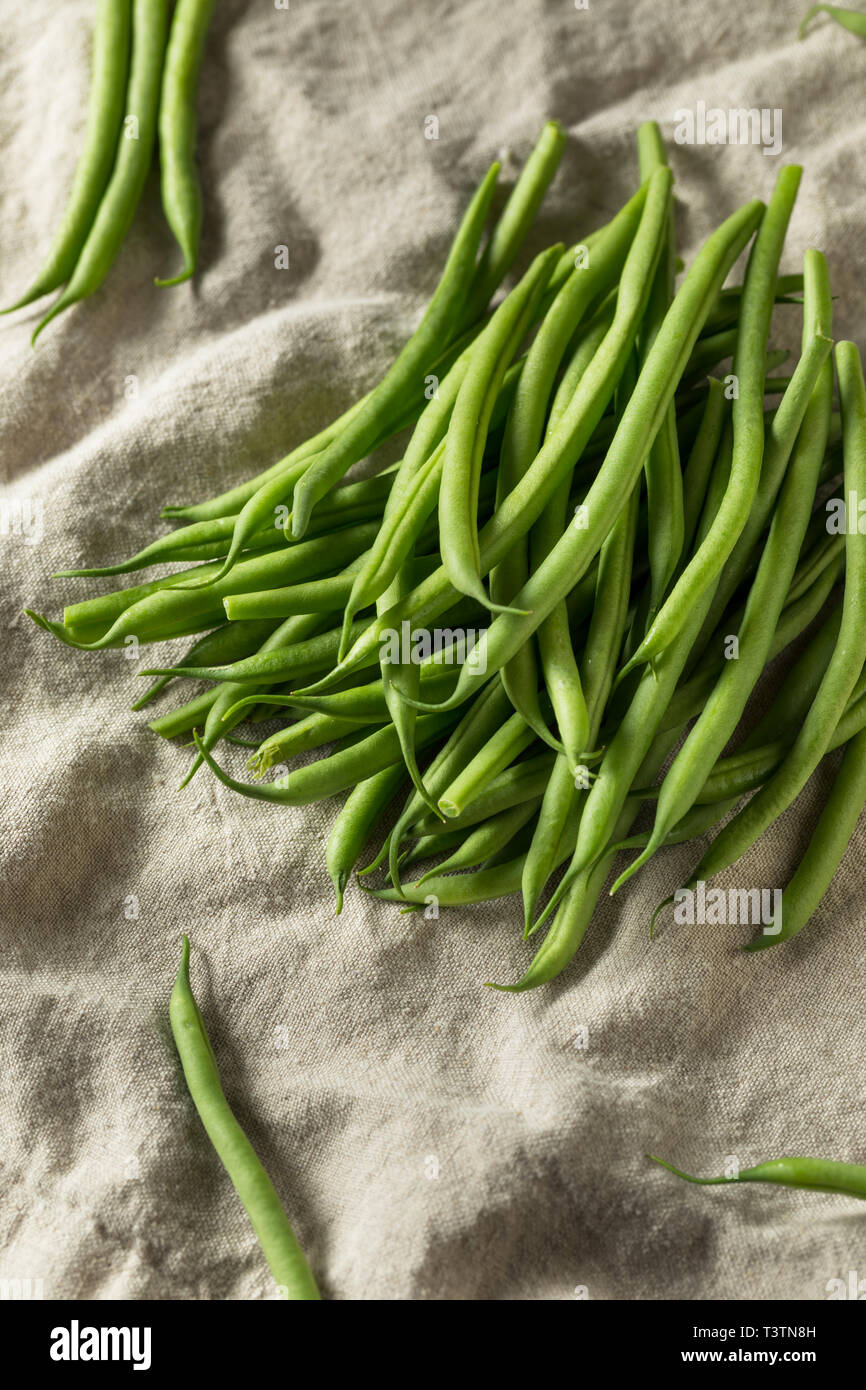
[3,0,217,338]
[29,121,866,988]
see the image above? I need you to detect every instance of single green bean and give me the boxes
[649,1152,866,1200]
[440,247,561,609]
[637,120,684,617]
[326,763,408,913]
[155,0,216,287]
[460,121,566,327]
[194,710,458,804]
[169,936,320,1298]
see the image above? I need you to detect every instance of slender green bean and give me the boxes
[169,936,320,1298]
[326,762,408,912]
[155,0,216,287]
[649,1152,866,1200]
[439,247,561,608]
[460,121,566,327]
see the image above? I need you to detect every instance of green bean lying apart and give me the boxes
[170,937,321,1298]
[29,120,866,989]
[649,1153,866,1201]
[4,0,217,334]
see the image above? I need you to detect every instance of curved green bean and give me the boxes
[169,936,321,1298]
[649,1153,866,1200]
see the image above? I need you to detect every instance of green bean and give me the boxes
[132,618,279,710]
[683,341,866,892]
[3,0,132,313]
[385,679,513,890]
[33,0,172,341]
[394,193,762,721]
[460,121,566,328]
[493,729,681,987]
[336,331,490,652]
[530,317,625,765]
[223,574,359,621]
[612,253,834,892]
[224,663,456,728]
[337,385,515,657]
[649,1153,866,1200]
[378,562,436,813]
[149,686,221,740]
[169,937,320,1299]
[194,710,459,805]
[621,165,802,673]
[637,120,684,617]
[143,616,374,687]
[155,0,216,287]
[372,788,578,906]
[414,799,540,885]
[289,162,501,538]
[748,725,866,951]
[56,516,282,578]
[681,380,728,553]
[408,752,556,838]
[519,754,579,935]
[502,305,614,756]
[249,709,375,778]
[799,4,866,39]
[681,324,837,678]
[326,763,408,913]
[303,168,680,698]
[437,709,537,819]
[440,247,561,609]
[37,524,379,650]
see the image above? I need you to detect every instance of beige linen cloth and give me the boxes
[1,0,865,1301]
